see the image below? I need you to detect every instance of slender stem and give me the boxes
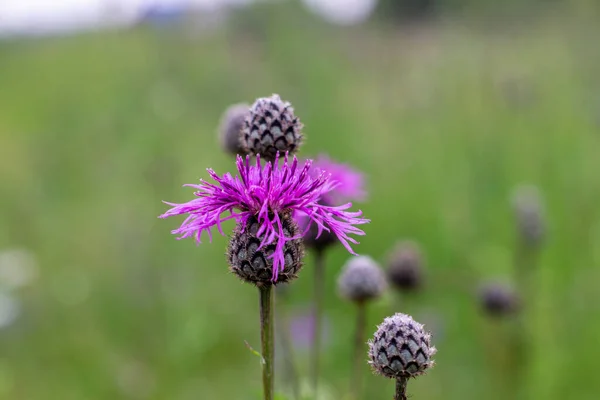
[393,291,403,313]
[394,291,415,315]
[310,249,326,398]
[275,302,300,400]
[511,241,539,400]
[351,300,367,400]
[394,377,408,400]
[260,285,274,400]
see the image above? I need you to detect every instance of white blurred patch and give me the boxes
[301,0,378,25]
[511,184,543,212]
[0,249,38,290]
[0,0,135,36]
[0,291,20,329]
[0,0,255,37]
[299,377,335,400]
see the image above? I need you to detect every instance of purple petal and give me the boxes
[159,152,370,281]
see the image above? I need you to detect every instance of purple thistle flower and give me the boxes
[311,154,367,205]
[160,153,369,282]
[289,309,331,350]
[298,155,367,251]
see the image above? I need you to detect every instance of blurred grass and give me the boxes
[1,4,600,399]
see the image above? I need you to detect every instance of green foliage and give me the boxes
[1,6,600,400]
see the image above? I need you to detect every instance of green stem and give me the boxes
[394,377,408,400]
[393,290,403,313]
[511,241,539,400]
[310,249,326,398]
[395,291,414,315]
[260,285,274,400]
[351,300,367,400]
[275,303,300,400]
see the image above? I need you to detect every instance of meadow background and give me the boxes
[1,1,600,399]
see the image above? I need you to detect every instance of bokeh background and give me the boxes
[1,0,600,399]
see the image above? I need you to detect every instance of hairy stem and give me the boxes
[394,377,408,400]
[260,285,274,400]
[310,249,326,397]
[351,300,367,400]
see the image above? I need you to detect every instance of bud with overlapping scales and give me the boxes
[241,94,303,161]
[228,214,304,287]
[368,313,436,379]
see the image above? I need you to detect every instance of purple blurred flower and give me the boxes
[289,309,331,350]
[160,153,369,281]
[311,154,367,205]
[297,155,366,251]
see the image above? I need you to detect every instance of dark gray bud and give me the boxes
[337,255,387,302]
[387,241,424,292]
[241,94,303,161]
[303,223,337,252]
[227,214,304,286]
[218,103,249,156]
[368,313,436,379]
[479,282,519,317]
[511,185,545,247]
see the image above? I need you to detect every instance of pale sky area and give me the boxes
[0,0,377,37]
[0,0,133,35]
[0,0,251,36]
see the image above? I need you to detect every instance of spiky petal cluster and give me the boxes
[311,154,366,205]
[300,155,366,251]
[368,313,436,379]
[160,153,369,281]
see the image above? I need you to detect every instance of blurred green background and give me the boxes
[1,1,600,399]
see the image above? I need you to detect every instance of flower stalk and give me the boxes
[510,185,544,400]
[394,377,408,400]
[310,248,326,397]
[511,240,539,400]
[337,255,387,400]
[275,290,300,400]
[260,285,275,400]
[351,300,367,400]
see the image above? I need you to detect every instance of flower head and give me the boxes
[368,313,436,379]
[311,154,366,205]
[300,155,367,251]
[218,103,249,156]
[386,241,424,292]
[227,214,304,286]
[511,184,545,247]
[160,153,369,282]
[478,281,520,317]
[242,94,303,161]
[337,255,386,302]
